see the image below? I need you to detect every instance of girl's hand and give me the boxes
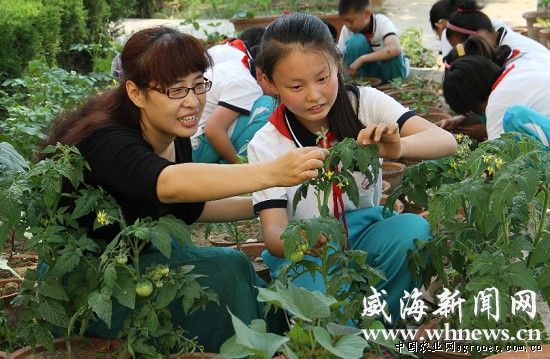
[272,147,327,186]
[357,123,401,159]
[348,58,362,77]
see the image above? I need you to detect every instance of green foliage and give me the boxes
[400,27,437,68]
[0,144,215,356]
[391,133,550,346]
[0,0,56,79]
[0,61,114,159]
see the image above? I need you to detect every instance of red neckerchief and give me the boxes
[492,64,516,90]
[225,39,252,70]
[269,104,350,249]
[362,15,375,43]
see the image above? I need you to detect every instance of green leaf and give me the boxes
[39,278,69,301]
[257,282,337,322]
[88,290,112,329]
[230,310,288,359]
[103,262,117,290]
[71,189,99,219]
[149,226,172,259]
[112,269,136,310]
[37,300,70,328]
[52,245,82,276]
[502,262,538,290]
[313,326,368,358]
[154,281,179,309]
[159,215,190,246]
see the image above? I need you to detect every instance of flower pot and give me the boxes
[523,10,550,40]
[486,344,550,358]
[231,14,344,38]
[8,337,125,358]
[539,27,550,49]
[533,22,548,43]
[382,161,406,193]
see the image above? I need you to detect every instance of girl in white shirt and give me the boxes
[249,12,457,323]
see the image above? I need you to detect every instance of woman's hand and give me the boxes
[357,123,401,159]
[271,147,327,186]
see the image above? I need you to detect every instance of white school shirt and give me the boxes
[193,61,263,139]
[207,43,246,64]
[248,86,412,220]
[337,14,399,54]
[486,59,550,140]
[497,27,550,60]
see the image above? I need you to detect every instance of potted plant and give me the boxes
[523,0,550,40]
[388,133,550,356]
[400,27,441,81]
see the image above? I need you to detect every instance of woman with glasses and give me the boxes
[41,26,326,352]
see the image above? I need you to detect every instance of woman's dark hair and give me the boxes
[446,0,493,43]
[443,35,511,68]
[257,12,363,141]
[40,26,212,156]
[429,0,459,30]
[443,55,504,115]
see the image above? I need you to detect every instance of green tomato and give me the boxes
[115,255,128,265]
[290,251,304,263]
[135,280,154,297]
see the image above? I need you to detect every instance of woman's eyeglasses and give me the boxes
[149,79,212,99]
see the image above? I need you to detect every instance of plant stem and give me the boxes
[528,185,549,267]
[502,207,509,247]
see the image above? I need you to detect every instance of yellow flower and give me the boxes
[482,155,492,164]
[455,133,464,142]
[96,210,109,225]
[494,158,504,170]
[337,182,344,189]
[325,171,333,180]
[450,160,458,170]
[486,166,494,176]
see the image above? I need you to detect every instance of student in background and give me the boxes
[444,0,550,59]
[192,27,275,164]
[337,0,409,82]
[443,54,550,143]
[429,0,459,54]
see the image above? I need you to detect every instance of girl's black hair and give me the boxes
[443,55,504,115]
[257,12,363,141]
[446,0,493,43]
[429,0,459,30]
[443,35,511,68]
